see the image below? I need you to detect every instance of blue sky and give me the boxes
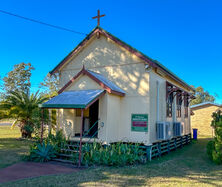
[0,0,221,103]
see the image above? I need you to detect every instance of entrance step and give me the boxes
[58,153,74,158]
[60,148,79,153]
[52,158,74,164]
[63,144,79,148]
[53,140,93,165]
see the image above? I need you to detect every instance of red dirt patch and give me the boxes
[0,162,79,184]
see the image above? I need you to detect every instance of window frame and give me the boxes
[166,83,174,118]
[176,92,183,118]
[184,94,189,118]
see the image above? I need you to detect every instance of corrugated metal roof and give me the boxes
[39,89,105,109]
[190,102,221,109]
[87,70,125,94]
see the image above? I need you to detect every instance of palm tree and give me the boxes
[0,90,48,138]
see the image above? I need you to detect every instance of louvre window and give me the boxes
[166,84,173,118]
[184,95,189,118]
[176,93,183,118]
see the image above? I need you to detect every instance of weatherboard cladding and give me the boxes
[50,26,194,92]
[40,89,105,109]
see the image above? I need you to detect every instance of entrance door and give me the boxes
[89,100,99,137]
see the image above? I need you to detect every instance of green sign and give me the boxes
[131,114,148,132]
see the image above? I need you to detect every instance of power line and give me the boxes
[0,9,87,36]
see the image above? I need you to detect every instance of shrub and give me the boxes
[26,142,56,162]
[207,110,222,164]
[212,140,222,164]
[45,130,67,152]
[76,142,146,166]
[26,130,66,162]
[207,140,215,160]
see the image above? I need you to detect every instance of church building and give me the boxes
[40,26,194,146]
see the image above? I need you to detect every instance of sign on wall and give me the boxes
[131,114,148,132]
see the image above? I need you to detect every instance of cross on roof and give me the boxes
[92,10,105,26]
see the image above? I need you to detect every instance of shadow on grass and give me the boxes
[2,137,222,186]
[109,137,222,186]
[0,138,32,169]
[0,138,30,149]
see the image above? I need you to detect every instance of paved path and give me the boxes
[0,123,12,126]
[0,162,79,184]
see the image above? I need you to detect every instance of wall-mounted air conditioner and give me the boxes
[156,122,171,140]
[173,122,183,137]
[165,122,171,139]
[181,122,184,135]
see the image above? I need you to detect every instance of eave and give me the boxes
[50,26,194,92]
[58,66,125,97]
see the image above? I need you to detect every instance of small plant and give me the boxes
[25,130,66,162]
[207,110,222,164]
[27,142,56,162]
[45,130,67,152]
[76,141,146,166]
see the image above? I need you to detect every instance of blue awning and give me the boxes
[39,89,105,109]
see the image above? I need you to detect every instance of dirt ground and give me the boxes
[0,161,79,184]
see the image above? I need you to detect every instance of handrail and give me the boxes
[82,119,100,137]
[86,125,103,143]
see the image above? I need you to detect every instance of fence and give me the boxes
[145,133,191,161]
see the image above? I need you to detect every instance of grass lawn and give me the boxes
[0,125,32,168]
[1,126,222,186]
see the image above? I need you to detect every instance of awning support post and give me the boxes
[48,109,52,135]
[78,109,84,167]
[40,109,44,144]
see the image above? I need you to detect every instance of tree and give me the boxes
[39,73,59,134]
[0,90,48,138]
[207,110,222,164]
[40,73,59,98]
[190,86,216,106]
[1,62,34,94]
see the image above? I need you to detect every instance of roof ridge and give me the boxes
[86,69,101,75]
[58,67,125,96]
[191,102,221,108]
[50,26,194,92]
[97,27,194,92]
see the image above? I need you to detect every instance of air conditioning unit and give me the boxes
[156,122,171,140]
[173,122,182,137]
[181,122,184,135]
[165,122,171,139]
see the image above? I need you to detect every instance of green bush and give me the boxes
[207,140,215,160]
[45,130,67,152]
[26,142,56,162]
[207,110,222,164]
[75,142,146,166]
[26,130,66,162]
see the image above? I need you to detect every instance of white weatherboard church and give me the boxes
[41,25,194,146]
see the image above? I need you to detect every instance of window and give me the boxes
[184,94,189,118]
[167,94,173,117]
[166,83,173,118]
[176,92,183,118]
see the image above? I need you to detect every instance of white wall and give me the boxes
[57,34,191,145]
[66,74,101,91]
[149,71,191,143]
